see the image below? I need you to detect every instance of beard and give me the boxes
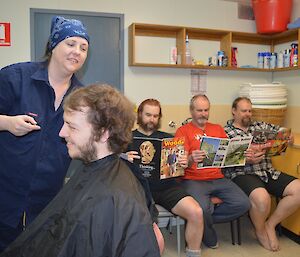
[77,136,98,164]
[139,120,160,133]
[241,117,252,127]
[195,116,208,127]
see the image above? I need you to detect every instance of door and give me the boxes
[30,9,124,91]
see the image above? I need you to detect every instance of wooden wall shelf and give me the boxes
[129,23,300,71]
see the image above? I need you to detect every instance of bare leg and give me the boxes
[248,188,272,250]
[153,222,164,255]
[266,179,300,251]
[172,196,203,251]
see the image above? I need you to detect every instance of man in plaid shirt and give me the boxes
[224,97,300,252]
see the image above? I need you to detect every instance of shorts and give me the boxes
[151,185,189,212]
[232,172,296,197]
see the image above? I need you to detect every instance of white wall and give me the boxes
[274,0,300,107]
[0,0,299,107]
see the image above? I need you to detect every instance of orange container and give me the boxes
[252,0,292,34]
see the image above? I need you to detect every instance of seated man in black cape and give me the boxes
[1,84,160,257]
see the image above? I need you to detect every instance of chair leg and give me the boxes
[230,220,236,245]
[167,218,173,234]
[237,217,241,245]
[176,216,181,257]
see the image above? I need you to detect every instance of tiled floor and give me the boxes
[162,216,300,257]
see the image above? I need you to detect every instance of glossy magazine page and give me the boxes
[197,136,253,168]
[251,127,291,157]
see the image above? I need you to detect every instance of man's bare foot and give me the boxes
[265,222,280,251]
[255,229,272,251]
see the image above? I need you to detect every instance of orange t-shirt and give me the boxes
[175,122,227,181]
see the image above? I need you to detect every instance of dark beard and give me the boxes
[78,136,98,164]
[139,121,160,133]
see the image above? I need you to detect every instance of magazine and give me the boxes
[197,136,253,168]
[251,127,291,157]
[131,137,185,180]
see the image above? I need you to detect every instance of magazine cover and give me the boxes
[132,137,185,180]
[160,137,185,179]
[251,127,291,157]
[197,136,252,168]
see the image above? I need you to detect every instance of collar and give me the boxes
[30,62,49,84]
[189,121,207,134]
[135,128,156,137]
[83,154,118,173]
[30,61,82,90]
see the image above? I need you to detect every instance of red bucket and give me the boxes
[252,0,292,34]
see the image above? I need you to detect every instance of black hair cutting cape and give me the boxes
[1,154,160,257]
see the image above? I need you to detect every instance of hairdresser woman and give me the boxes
[0,16,89,252]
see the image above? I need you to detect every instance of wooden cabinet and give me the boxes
[129,23,300,71]
[272,133,300,236]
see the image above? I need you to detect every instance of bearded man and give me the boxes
[1,85,160,257]
[175,94,250,248]
[126,99,203,257]
[224,96,300,252]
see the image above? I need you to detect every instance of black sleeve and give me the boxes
[124,160,158,222]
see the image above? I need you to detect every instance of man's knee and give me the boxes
[250,189,271,212]
[284,179,300,203]
[178,197,203,224]
[187,204,203,224]
[229,187,251,214]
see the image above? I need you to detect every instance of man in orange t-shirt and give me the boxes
[175,94,250,248]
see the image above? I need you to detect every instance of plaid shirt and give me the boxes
[223,119,281,183]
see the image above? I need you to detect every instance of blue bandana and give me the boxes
[48,16,90,51]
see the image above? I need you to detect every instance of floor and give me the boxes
[161,217,300,257]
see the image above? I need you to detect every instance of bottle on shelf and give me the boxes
[283,49,290,68]
[263,52,271,69]
[277,51,284,68]
[169,46,177,64]
[217,50,224,66]
[293,47,298,67]
[231,47,238,67]
[270,52,277,69]
[185,35,192,65]
[290,43,298,67]
[257,52,264,68]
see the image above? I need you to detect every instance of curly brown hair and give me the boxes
[63,84,135,153]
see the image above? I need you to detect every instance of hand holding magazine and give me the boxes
[251,127,291,157]
[197,136,253,168]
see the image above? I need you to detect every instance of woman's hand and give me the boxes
[2,115,41,136]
